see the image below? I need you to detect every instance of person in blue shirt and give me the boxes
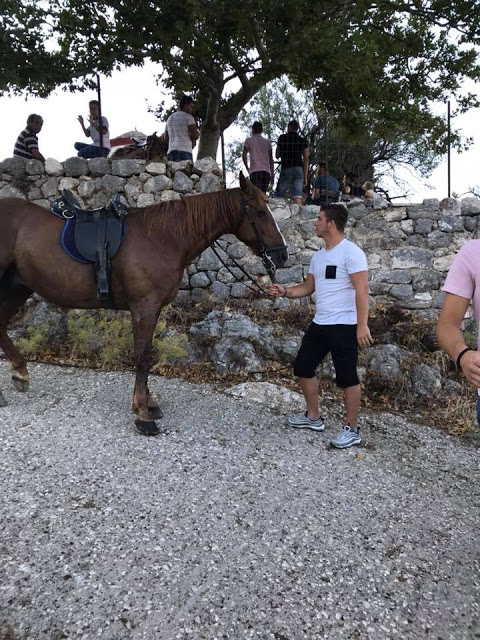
[312,163,340,203]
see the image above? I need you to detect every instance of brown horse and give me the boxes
[0,174,287,435]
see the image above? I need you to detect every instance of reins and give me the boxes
[211,195,279,298]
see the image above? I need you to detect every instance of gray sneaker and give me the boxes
[330,425,361,449]
[288,412,325,431]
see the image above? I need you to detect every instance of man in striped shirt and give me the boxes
[14,114,45,162]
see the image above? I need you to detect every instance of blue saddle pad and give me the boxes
[57,216,125,264]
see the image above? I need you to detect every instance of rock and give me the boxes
[272,207,292,222]
[227,243,247,259]
[391,248,432,269]
[0,185,26,199]
[415,219,434,234]
[231,283,247,298]
[190,272,211,288]
[64,156,88,177]
[168,160,192,175]
[274,266,304,284]
[0,156,27,177]
[100,174,126,193]
[210,281,231,301]
[144,175,173,193]
[173,171,193,194]
[390,284,414,301]
[41,177,60,198]
[368,344,409,378]
[439,197,461,215]
[58,177,79,191]
[87,157,111,176]
[406,205,441,221]
[195,173,223,193]
[160,190,182,201]
[197,247,226,271]
[225,382,303,407]
[461,197,480,216]
[44,158,63,176]
[193,157,222,176]
[412,269,442,292]
[111,159,143,177]
[145,162,167,175]
[136,193,155,207]
[25,159,45,175]
[211,338,264,373]
[438,216,466,232]
[372,270,412,284]
[426,230,451,250]
[410,364,441,396]
[385,208,407,222]
[29,302,68,346]
[78,180,96,198]
[422,198,440,208]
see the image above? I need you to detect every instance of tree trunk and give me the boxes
[197,126,221,160]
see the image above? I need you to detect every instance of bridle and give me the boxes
[211,195,285,297]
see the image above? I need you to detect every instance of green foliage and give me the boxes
[2,1,480,160]
[15,323,50,356]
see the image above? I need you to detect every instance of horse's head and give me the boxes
[236,173,288,280]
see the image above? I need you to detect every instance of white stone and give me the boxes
[367,253,382,269]
[144,175,172,193]
[136,193,155,207]
[160,190,182,201]
[272,207,292,222]
[78,181,96,198]
[59,177,80,191]
[433,254,456,271]
[385,208,407,222]
[44,158,63,176]
[193,157,222,176]
[145,162,167,176]
[0,185,25,199]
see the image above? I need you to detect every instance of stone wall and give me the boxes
[1,154,480,315]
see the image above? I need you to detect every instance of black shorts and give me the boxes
[250,171,270,194]
[293,323,359,388]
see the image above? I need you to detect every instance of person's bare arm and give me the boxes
[269,148,274,182]
[437,292,480,387]
[350,270,373,348]
[188,123,199,142]
[302,148,308,186]
[77,115,90,137]
[269,274,315,299]
[242,145,249,173]
[31,148,45,162]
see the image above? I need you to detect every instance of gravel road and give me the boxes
[0,361,479,640]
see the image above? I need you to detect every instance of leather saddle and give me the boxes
[51,190,127,299]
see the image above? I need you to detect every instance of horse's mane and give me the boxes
[128,189,241,241]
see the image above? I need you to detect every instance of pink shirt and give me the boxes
[243,134,272,174]
[443,239,480,353]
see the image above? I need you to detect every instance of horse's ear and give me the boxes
[239,172,253,193]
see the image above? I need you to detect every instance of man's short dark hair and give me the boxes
[89,100,99,107]
[27,114,42,127]
[252,121,263,134]
[322,203,348,232]
[287,120,299,131]
[180,95,194,109]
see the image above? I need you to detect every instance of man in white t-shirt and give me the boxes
[270,203,373,448]
[165,95,199,162]
[75,100,111,158]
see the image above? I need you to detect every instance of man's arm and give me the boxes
[350,270,373,348]
[302,148,308,186]
[437,292,480,387]
[269,274,315,299]
[31,148,45,162]
[242,144,249,173]
[269,147,274,182]
[188,123,199,142]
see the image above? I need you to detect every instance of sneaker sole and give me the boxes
[288,422,325,432]
[330,438,361,449]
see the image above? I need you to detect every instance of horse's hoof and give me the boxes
[135,419,160,436]
[148,406,163,420]
[0,391,7,407]
[12,376,29,392]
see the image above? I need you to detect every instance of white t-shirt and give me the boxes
[308,239,368,325]
[166,110,196,154]
[87,117,110,149]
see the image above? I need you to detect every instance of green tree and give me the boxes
[1,1,479,159]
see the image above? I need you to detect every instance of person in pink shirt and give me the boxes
[242,122,274,194]
[437,239,480,424]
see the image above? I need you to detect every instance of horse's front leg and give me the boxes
[130,303,162,436]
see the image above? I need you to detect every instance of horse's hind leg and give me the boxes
[0,285,33,392]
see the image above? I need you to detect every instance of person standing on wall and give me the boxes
[274,120,309,205]
[165,95,199,162]
[269,203,373,448]
[242,121,274,194]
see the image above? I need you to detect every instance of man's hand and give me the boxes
[357,325,373,348]
[460,350,480,388]
[269,284,286,298]
[77,115,84,125]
